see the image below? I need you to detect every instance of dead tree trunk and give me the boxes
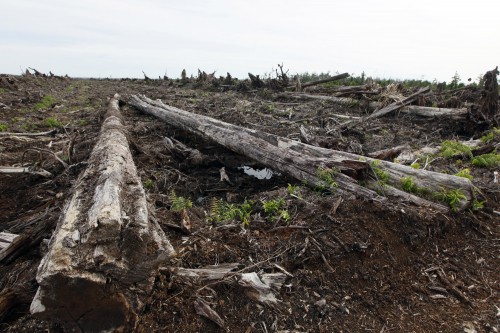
[367,87,431,119]
[130,95,475,211]
[289,73,350,89]
[31,94,175,332]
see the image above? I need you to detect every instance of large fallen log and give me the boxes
[31,94,175,332]
[130,95,475,211]
[288,73,350,89]
[366,87,431,119]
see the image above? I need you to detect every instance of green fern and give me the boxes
[169,190,192,212]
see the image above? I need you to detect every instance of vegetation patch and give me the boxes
[455,168,473,180]
[472,152,500,168]
[209,198,254,226]
[433,189,467,212]
[316,166,339,190]
[44,117,63,128]
[370,160,390,185]
[0,123,7,132]
[480,127,500,143]
[35,95,56,110]
[168,190,193,212]
[439,140,473,158]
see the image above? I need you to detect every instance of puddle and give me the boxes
[238,166,280,180]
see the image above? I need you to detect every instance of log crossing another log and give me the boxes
[31,94,175,332]
[130,94,475,211]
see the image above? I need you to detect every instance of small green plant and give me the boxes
[261,197,291,222]
[261,197,285,215]
[44,117,62,128]
[410,162,421,169]
[455,168,473,180]
[317,166,339,188]
[400,176,417,193]
[278,209,291,222]
[78,119,88,126]
[0,123,7,132]
[471,199,485,211]
[439,140,472,158]
[480,127,500,143]
[472,153,500,168]
[169,190,192,212]
[434,189,467,212]
[370,160,390,185]
[35,95,56,110]
[144,178,154,190]
[209,198,254,226]
[287,183,302,199]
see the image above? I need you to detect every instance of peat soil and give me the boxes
[0,74,498,332]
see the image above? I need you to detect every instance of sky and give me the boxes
[1,0,499,82]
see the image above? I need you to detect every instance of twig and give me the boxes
[0,129,57,137]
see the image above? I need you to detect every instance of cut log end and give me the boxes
[31,274,135,332]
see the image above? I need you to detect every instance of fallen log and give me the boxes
[31,94,175,332]
[289,73,350,89]
[285,92,468,120]
[366,87,431,119]
[399,105,468,119]
[130,95,475,211]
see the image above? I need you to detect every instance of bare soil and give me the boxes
[0,74,498,333]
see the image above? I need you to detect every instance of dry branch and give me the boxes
[31,94,175,332]
[130,95,475,211]
[0,129,57,137]
[0,166,52,178]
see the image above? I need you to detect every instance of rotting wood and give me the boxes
[368,144,410,161]
[30,94,175,332]
[130,95,475,210]
[0,217,56,264]
[0,232,18,251]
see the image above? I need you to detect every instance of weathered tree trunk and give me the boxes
[366,87,431,119]
[31,94,175,332]
[289,73,350,89]
[130,95,475,211]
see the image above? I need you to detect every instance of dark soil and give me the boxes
[0,74,498,333]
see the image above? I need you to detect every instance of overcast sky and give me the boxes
[1,0,498,82]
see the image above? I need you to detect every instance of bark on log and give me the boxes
[31,94,175,332]
[130,95,475,211]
